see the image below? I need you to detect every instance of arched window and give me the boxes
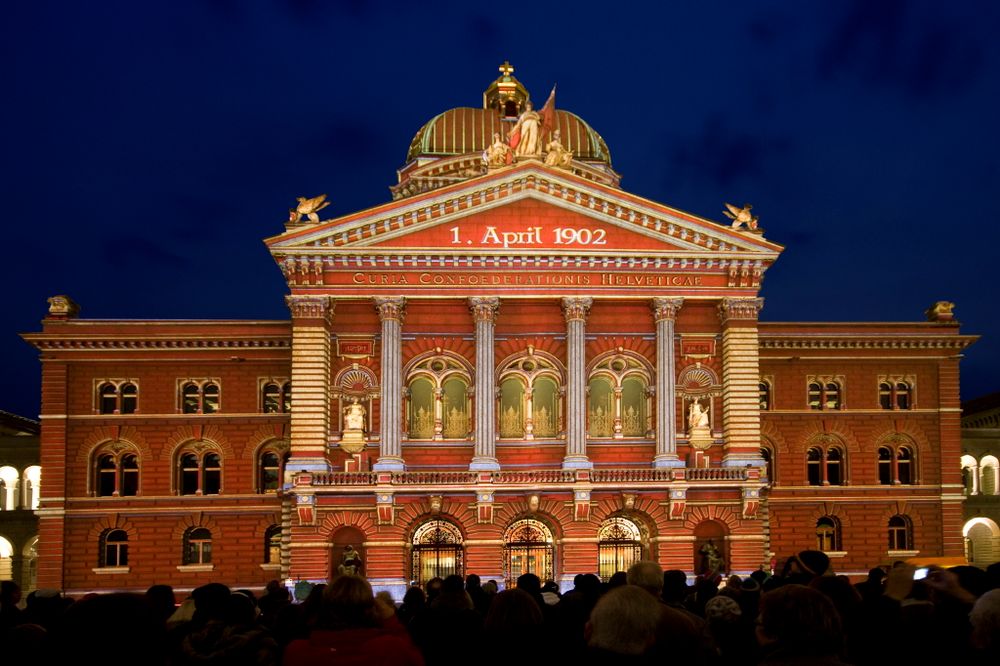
[403,352,472,441]
[888,515,912,551]
[177,446,222,495]
[880,380,913,410]
[264,525,282,565]
[961,455,978,496]
[981,456,999,496]
[806,440,846,486]
[878,437,917,485]
[0,466,20,510]
[816,516,840,552]
[587,352,652,439]
[597,516,644,581]
[22,465,41,509]
[261,380,292,413]
[503,518,554,587]
[180,380,220,414]
[807,447,822,486]
[94,447,139,497]
[101,529,129,567]
[184,527,213,565]
[258,446,289,494]
[759,380,772,411]
[97,381,139,415]
[808,378,843,410]
[411,520,464,587]
[498,350,564,441]
[760,446,774,484]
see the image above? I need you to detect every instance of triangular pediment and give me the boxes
[267,162,783,261]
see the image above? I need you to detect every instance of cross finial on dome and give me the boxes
[499,61,514,77]
[484,62,528,118]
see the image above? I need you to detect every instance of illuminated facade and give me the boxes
[23,66,977,596]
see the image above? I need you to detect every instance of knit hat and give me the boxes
[793,549,831,577]
[704,595,741,622]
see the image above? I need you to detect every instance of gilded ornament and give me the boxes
[288,194,331,224]
[723,202,759,230]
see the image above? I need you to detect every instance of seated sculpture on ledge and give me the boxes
[341,397,367,454]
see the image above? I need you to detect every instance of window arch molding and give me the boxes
[587,349,653,439]
[178,379,221,414]
[876,433,919,485]
[403,349,474,441]
[496,347,565,440]
[259,378,291,413]
[94,379,139,415]
[91,440,141,497]
[254,438,290,494]
[807,375,844,410]
[502,517,555,587]
[805,434,848,486]
[173,440,224,496]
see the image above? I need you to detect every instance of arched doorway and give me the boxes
[964,517,1000,567]
[411,519,464,586]
[503,518,554,587]
[693,520,728,576]
[597,515,645,581]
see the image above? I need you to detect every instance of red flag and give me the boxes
[539,84,557,139]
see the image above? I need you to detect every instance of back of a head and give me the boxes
[321,575,378,629]
[191,582,231,622]
[758,584,843,656]
[465,573,481,590]
[516,573,541,595]
[627,560,664,597]
[484,588,543,635]
[588,584,661,656]
[662,569,688,602]
[970,588,1000,651]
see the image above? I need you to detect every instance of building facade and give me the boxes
[22,67,978,597]
[0,410,40,591]
[961,393,1000,567]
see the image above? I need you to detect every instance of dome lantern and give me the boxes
[483,61,529,119]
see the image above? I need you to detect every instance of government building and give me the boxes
[19,65,981,598]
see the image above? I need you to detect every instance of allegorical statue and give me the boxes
[543,129,573,168]
[288,194,331,224]
[510,100,542,158]
[484,131,512,167]
[337,544,363,577]
[340,397,367,454]
[722,203,759,231]
[688,399,712,450]
[700,539,725,576]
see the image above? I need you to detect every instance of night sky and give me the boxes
[3,1,999,420]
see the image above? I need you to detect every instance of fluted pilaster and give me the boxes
[652,298,684,467]
[373,297,406,471]
[562,297,593,469]
[469,297,501,471]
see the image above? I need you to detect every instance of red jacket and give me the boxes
[283,621,425,666]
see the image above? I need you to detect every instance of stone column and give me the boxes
[373,298,406,471]
[562,297,593,470]
[718,298,765,467]
[469,297,500,471]
[652,298,684,467]
[286,295,334,474]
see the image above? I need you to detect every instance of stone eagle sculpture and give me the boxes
[289,194,331,224]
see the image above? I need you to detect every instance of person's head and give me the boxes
[607,571,628,588]
[627,560,664,597]
[466,573,482,590]
[970,588,1000,651]
[402,585,425,608]
[485,588,543,636]
[516,573,541,595]
[191,582,231,622]
[483,579,498,595]
[587,585,661,656]
[757,584,843,656]
[320,574,379,629]
[662,569,688,603]
[425,576,443,600]
[1,580,22,605]
[525,101,533,111]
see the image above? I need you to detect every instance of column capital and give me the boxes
[561,297,593,322]
[469,297,500,323]
[285,295,334,324]
[651,297,684,322]
[717,297,764,324]
[374,297,406,323]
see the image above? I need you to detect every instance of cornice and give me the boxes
[758,334,977,351]
[23,335,290,351]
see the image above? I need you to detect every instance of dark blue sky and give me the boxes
[3,1,998,419]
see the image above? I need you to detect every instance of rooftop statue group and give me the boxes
[483,91,573,169]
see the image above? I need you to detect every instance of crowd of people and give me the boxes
[2,551,1000,665]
